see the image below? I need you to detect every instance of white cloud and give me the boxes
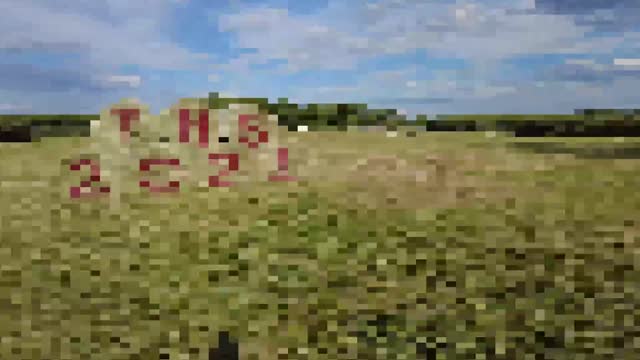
[0,0,209,71]
[366,3,380,11]
[560,59,609,72]
[519,0,536,10]
[565,58,596,66]
[213,0,629,75]
[471,84,517,98]
[306,25,331,34]
[216,6,391,72]
[315,86,360,93]
[0,103,31,111]
[614,58,640,67]
[455,8,468,21]
[102,75,142,88]
[426,13,616,61]
[5,0,629,116]
[372,68,417,82]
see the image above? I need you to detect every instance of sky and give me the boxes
[1,0,639,119]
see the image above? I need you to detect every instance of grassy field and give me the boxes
[1,130,639,359]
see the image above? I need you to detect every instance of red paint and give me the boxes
[139,158,181,193]
[198,109,209,148]
[267,174,296,182]
[258,131,268,143]
[238,114,255,126]
[268,147,296,182]
[238,114,269,149]
[110,108,140,142]
[69,158,109,198]
[277,147,289,171]
[139,158,180,171]
[179,109,209,148]
[208,153,239,187]
[69,187,82,198]
[179,109,190,144]
[67,110,296,198]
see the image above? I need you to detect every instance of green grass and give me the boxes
[1,131,639,359]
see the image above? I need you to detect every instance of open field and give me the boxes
[1,130,639,359]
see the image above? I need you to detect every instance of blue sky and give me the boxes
[1,0,639,119]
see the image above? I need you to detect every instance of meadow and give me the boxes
[1,113,639,359]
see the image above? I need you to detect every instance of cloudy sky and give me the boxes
[1,0,639,118]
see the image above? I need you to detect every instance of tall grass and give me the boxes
[1,104,639,359]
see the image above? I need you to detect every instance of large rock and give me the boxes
[64,95,295,209]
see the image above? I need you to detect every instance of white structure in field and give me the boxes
[71,96,293,211]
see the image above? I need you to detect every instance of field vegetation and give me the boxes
[0,100,639,359]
